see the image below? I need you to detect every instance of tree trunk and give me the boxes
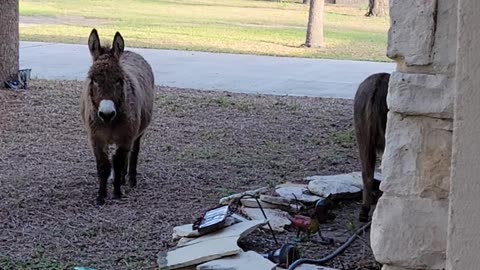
[305,0,324,48]
[303,0,311,5]
[366,0,389,17]
[0,0,19,88]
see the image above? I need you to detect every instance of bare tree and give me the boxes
[304,0,324,48]
[366,0,389,17]
[0,0,19,87]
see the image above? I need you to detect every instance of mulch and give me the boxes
[0,80,379,269]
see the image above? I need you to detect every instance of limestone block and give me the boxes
[240,198,278,209]
[177,220,265,248]
[159,221,265,269]
[371,195,448,269]
[387,0,437,65]
[430,0,458,74]
[388,72,454,119]
[381,266,412,270]
[307,172,383,200]
[275,183,322,203]
[158,237,243,270]
[381,113,452,199]
[197,251,276,270]
[241,207,291,232]
[219,187,269,205]
[260,195,292,207]
[172,224,200,241]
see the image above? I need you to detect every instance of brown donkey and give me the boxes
[353,72,389,222]
[80,29,155,205]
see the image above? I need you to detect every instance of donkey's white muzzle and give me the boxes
[98,99,116,122]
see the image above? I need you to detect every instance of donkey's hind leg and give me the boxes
[358,140,377,222]
[128,135,143,188]
[112,146,129,199]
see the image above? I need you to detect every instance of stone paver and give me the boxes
[158,220,264,270]
[197,251,276,270]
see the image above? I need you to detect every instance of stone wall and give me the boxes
[370,0,457,269]
[446,1,480,269]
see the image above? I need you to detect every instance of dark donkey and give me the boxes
[80,29,155,205]
[353,72,390,222]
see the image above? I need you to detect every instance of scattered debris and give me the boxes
[19,69,32,89]
[193,205,233,235]
[231,213,249,222]
[242,197,303,214]
[163,172,380,269]
[263,243,301,268]
[219,187,269,205]
[174,213,239,242]
[260,195,292,207]
[241,207,291,232]
[177,220,265,248]
[160,220,265,269]
[196,251,276,270]
[4,69,32,90]
[240,198,278,209]
[275,183,323,203]
[172,224,201,241]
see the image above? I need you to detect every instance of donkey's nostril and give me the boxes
[98,111,116,122]
[98,99,116,122]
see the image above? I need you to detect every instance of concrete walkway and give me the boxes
[20,41,395,99]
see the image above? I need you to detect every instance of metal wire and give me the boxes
[287,221,372,270]
[233,194,279,245]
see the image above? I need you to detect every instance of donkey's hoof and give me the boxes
[359,214,369,222]
[96,197,106,206]
[129,176,137,188]
[113,191,123,199]
[359,207,370,222]
[372,191,383,204]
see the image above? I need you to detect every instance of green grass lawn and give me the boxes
[19,0,390,61]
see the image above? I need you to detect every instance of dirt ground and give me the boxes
[0,80,379,270]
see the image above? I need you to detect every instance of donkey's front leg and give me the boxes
[112,145,130,199]
[93,141,110,206]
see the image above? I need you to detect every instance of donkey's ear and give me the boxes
[88,28,101,60]
[112,32,124,59]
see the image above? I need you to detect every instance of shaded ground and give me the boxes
[0,80,378,269]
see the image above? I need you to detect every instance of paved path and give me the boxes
[20,41,395,99]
